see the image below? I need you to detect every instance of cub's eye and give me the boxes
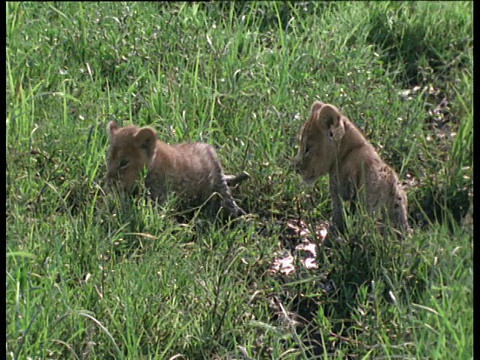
[118,159,129,170]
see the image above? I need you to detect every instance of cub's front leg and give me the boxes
[329,173,358,234]
[329,175,346,234]
[145,170,168,203]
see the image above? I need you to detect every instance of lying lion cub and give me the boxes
[293,101,409,234]
[106,121,247,218]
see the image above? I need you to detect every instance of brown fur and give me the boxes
[105,121,246,218]
[293,101,409,233]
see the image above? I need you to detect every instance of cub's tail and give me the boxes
[224,171,251,187]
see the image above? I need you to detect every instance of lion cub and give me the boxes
[105,121,247,218]
[293,101,409,234]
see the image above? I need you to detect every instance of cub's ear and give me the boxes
[310,101,325,115]
[318,105,345,141]
[107,121,120,137]
[310,101,330,127]
[134,127,157,157]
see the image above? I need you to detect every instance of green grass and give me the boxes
[6,1,472,359]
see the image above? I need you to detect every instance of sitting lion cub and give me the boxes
[293,101,409,234]
[106,121,247,218]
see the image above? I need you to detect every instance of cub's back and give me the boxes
[152,142,225,200]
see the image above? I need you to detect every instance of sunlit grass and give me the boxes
[6,1,472,359]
